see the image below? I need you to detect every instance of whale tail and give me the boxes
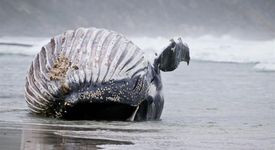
[155,38,190,72]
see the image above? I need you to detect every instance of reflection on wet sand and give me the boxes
[0,122,133,150]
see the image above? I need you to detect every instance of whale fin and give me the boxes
[154,38,190,72]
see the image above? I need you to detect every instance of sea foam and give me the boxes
[131,35,275,71]
[1,35,274,71]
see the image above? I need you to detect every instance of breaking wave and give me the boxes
[0,36,49,56]
[0,35,274,71]
[131,35,275,71]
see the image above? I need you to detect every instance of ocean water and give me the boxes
[1,35,275,71]
[0,36,274,149]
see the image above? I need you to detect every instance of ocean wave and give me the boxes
[1,35,274,71]
[0,36,48,56]
[254,63,275,72]
[130,35,275,71]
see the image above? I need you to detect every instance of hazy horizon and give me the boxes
[0,0,275,40]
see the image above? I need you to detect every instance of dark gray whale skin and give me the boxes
[61,39,189,121]
[24,28,190,121]
[134,38,190,121]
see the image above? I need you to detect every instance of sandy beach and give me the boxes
[0,55,274,149]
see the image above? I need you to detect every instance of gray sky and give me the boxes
[0,0,274,40]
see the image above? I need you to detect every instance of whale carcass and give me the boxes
[25,27,190,121]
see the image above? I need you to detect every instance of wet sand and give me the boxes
[0,121,133,150]
[0,55,274,150]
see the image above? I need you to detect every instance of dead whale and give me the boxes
[25,27,190,121]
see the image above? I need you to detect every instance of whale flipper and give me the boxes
[155,38,190,72]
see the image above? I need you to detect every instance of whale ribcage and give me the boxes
[25,27,149,115]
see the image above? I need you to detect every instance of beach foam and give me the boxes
[0,36,49,56]
[131,35,275,71]
[1,35,274,71]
